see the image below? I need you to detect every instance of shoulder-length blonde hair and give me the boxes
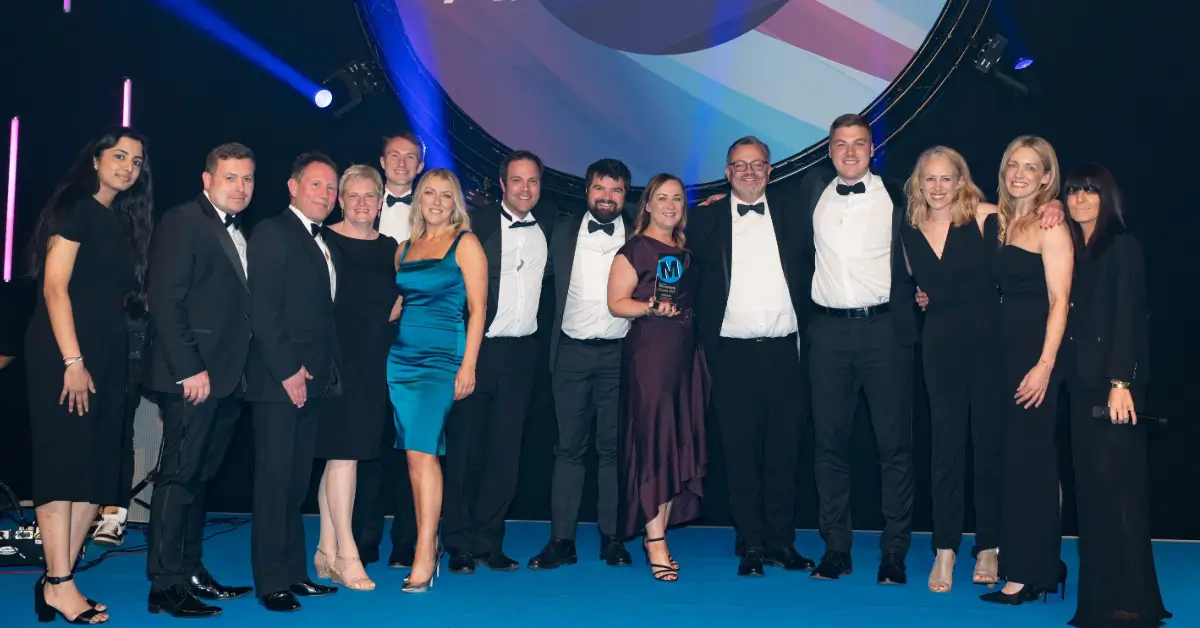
[905,146,983,229]
[409,168,471,240]
[634,173,687,247]
[338,164,383,198]
[996,135,1060,242]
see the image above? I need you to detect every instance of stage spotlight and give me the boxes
[973,34,1007,74]
[1014,57,1034,70]
[318,60,383,118]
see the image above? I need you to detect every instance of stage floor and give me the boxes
[1,516,1193,626]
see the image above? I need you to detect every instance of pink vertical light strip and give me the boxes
[4,117,18,282]
[122,78,132,126]
[64,0,71,12]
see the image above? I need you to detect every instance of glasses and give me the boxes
[727,160,768,173]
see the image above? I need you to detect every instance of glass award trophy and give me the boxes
[653,254,683,305]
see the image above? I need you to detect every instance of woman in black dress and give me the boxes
[25,127,153,624]
[901,146,1004,593]
[981,135,1073,606]
[608,173,708,582]
[313,165,401,592]
[1063,164,1170,627]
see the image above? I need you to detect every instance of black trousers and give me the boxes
[709,334,806,550]
[146,393,242,590]
[250,399,322,597]
[350,416,416,564]
[442,335,537,554]
[922,327,1002,553]
[809,312,914,557]
[550,336,621,540]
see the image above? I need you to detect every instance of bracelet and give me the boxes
[1111,379,1131,390]
[63,356,83,367]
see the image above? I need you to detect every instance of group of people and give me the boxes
[18,112,1168,628]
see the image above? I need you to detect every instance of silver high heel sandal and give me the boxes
[401,548,442,594]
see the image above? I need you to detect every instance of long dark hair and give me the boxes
[28,127,154,301]
[1064,162,1125,259]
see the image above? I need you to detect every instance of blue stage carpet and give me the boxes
[2,516,1194,626]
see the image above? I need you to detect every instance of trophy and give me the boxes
[653,254,683,305]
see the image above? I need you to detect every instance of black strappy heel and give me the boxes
[642,537,679,570]
[35,572,107,624]
[641,537,678,582]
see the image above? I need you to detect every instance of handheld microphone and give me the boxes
[1091,406,1168,425]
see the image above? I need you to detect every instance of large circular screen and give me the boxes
[374,0,949,183]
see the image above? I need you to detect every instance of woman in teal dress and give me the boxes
[388,168,487,592]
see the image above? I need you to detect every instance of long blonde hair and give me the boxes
[996,135,1060,242]
[634,173,687,247]
[409,168,470,240]
[905,146,983,229]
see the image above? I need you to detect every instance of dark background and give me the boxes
[2,1,1196,540]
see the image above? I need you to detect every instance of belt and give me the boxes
[813,302,890,319]
[561,334,621,346]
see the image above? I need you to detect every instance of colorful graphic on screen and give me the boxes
[380,0,948,183]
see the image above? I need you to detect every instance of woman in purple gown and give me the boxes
[607,173,709,582]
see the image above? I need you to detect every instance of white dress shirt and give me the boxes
[487,204,548,338]
[560,213,629,340]
[811,173,894,309]
[204,191,248,276]
[377,187,413,243]
[720,195,798,338]
[289,205,337,300]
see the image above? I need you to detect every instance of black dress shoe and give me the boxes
[527,538,578,570]
[600,534,632,566]
[811,550,853,580]
[262,591,301,612]
[764,546,816,571]
[877,552,907,585]
[388,544,416,568]
[189,570,253,600]
[448,549,476,575]
[738,548,766,576]
[476,551,520,571]
[290,580,337,596]
[149,584,223,618]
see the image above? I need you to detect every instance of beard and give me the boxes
[588,198,622,223]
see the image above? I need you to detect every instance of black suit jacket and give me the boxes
[470,201,556,332]
[788,166,918,345]
[143,194,252,398]
[688,191,812,351]
[1069,233,1150,388]
[244,209,345,403]
[546,208,635,372]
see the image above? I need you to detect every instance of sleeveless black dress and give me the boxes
[25,197,136,506]
[992,217,1064,591]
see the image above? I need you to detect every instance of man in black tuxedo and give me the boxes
[443,150,554,573]
[528,159,634,570]
[689,136,816,577]
[143,143,257,617]
[245,152,343,611]
[352,131,422,568]
[790,114,917,584]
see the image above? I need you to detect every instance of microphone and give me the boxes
[1091,406,1168,425]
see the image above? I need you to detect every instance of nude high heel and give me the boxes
[313,548,333,579]
[928,549,955,593]
[973,548,999,588]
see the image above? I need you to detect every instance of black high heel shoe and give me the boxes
[980,562,1069,606]
[34,573,107,624]
[642,537,679,571]
[641,537,678,582]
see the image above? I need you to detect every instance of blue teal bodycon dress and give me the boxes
[388,231,468,456]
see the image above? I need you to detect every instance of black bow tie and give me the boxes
[836,181,866,196]
[387,193,412,206]
[223,213,243,229]
[501,207,537,228]
[310,223,323,238]
[588,220,615,236]
[737,202,764,216]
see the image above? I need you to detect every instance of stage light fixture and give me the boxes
[122,78,132,126]
[318,60,383,118]
[4,117,18,283]
[1014,56,1034,70]
[973,33,1029,96]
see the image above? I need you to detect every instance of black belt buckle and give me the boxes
[816,303,889,320]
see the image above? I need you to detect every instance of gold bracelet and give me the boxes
[1111,379,1130,389]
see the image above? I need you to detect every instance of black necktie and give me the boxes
[836,181,866,196]
[223,213,242,230]
[737,202,764,216]
[387,193,412,206]
[588,220,615,236]
[310,223,322,238]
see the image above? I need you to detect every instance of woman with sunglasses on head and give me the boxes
[1062,164,1170,627]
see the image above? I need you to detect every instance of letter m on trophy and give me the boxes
[654,255,683,305]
